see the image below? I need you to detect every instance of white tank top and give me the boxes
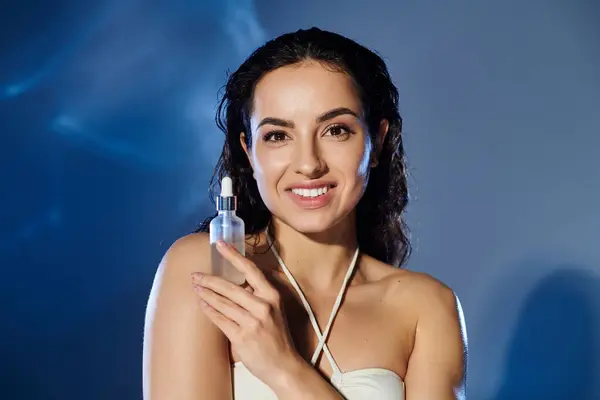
[232,235,405,399]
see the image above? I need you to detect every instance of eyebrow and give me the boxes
[256,107,360,129]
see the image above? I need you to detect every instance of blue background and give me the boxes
[2,0,599,398]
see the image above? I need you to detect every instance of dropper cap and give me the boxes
[221,176,233,197]
[216,176,236,211]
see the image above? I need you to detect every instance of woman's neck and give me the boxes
[266,215,359,292]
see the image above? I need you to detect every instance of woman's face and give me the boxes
[243,61,384,233]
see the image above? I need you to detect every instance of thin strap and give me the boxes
[266,232,359,377]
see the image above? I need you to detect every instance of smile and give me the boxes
[290,186,330,198]
[285,184,337,210]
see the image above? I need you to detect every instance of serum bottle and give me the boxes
[209,176,246,285]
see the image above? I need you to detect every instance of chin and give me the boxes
[279,211,349,235]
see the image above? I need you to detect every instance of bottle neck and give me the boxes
[217,210,236,216]
[216,195,236,212]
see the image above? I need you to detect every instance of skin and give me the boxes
[143,61,467,399]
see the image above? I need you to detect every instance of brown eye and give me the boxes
[263,131,288,142]
[325,124,352,139]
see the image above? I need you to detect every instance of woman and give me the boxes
[143,27,467,399]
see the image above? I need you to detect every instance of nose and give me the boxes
[293,139,326,178]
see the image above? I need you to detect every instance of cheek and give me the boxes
[251,146,287,188]
[335,138,372,182]
[356,146,371,178]
[334,139,373,205]
[252,149,274,175]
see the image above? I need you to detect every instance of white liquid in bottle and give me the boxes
[209,177,246,285]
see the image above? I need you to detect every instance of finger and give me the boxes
[193,274,271,322]
[192,273,257,311]
[196,296,238,339]
[216,241,272,293]
[194,284,251,327]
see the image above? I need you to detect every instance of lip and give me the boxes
[285,184,336,210]
[285,180,337,190]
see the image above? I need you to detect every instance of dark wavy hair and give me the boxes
[198,27,411,268]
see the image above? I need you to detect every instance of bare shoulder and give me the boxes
[159,232,264,278]
[364,258,460,317]
[160,232,211,274]
[363,258,466,348]
[395,270,457,310]
[145,232,211,326]
[146,232,210,321]
[369,262,467,397]
[146,232,211,307]
[143,232,232,399]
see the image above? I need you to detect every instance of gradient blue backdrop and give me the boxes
[2,1,599,399]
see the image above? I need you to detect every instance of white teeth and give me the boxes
[291,186,329,198]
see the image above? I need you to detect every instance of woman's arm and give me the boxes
[143,233,233,400]
[404,278,468,400]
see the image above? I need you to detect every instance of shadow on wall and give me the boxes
[493,266,600,400]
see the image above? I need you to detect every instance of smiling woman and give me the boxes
[243,63,377,233]
[143,27,467,400]
[254,105,363,211]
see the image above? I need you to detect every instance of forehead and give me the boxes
[250,62,362,124]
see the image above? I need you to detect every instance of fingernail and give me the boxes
[216,240,227,249]
[191,272,203,282]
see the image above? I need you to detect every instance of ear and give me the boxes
[240,132,255,176]
[370,119,389,168]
